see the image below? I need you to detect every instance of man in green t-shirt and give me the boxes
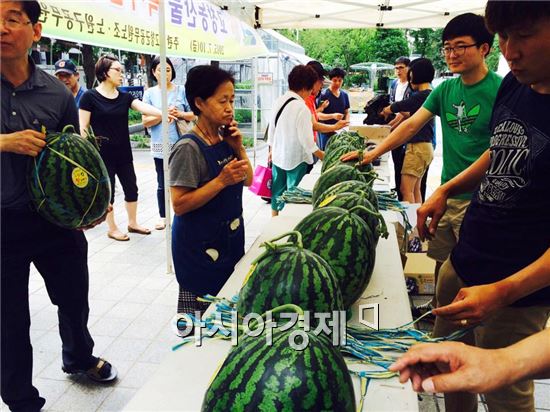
[342,13,502,299]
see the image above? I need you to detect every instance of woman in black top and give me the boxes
[79,55,173,241]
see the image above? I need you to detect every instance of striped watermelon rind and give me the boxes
[237,231,344,322]
[312,164,377,206]
[202,326,355,412]
[316,192,388,240]
[28,125,111,229]
[313,180,379,210]
[295,207,377,309]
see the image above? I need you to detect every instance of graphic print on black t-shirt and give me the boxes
[479,110,531,206]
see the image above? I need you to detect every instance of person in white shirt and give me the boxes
[389,56,412,200]
[268,65,324,216]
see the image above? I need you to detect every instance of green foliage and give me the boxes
[280,29,373,71]
[485,37,501,72]
[364,29,409,65]
[409,28,446,73]
[242,137,254,148]
[235,81,253,90]
[129,134,150,148]
[128,109,142,125]
[234,109,261,123]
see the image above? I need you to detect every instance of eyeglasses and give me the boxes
[1,16,32,29]
[441,44,478,57]
[394,66,406,70]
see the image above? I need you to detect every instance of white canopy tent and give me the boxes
[212,0,487,29]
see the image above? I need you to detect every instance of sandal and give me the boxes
[107,231,130,241]
[127,226,151,235]
[62,357,118,383]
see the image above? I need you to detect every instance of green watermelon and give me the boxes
[202,327,355,412]
[313,180,379,210]
[315,192,388,241]
[28,125,111,229]
[321,143,357,173]
[237,231,344,322]
[311,164,377,206]
[295,207,377,309]
[325,131,364,152]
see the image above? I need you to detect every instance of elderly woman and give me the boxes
[169,65,252,315]
[268,65,324,216]
[79,55,174,241]
[142,56,195,230]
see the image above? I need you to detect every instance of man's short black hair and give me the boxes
[407,58,435,85]
[394,56,410,67]
[485,1,550,35]
[185,65,234,115]
[21,1,41,24]
[328,67,346,79]
[150,56,176,82]
[288,65,317,93]
[442,13,494,55]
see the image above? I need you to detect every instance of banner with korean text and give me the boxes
[38,0,268,60]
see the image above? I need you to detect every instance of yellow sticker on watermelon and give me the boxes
[241,263,257,287]
[72,167,89,188]
[318,194,337,208]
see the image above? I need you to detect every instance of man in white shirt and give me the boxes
[389,56,412,200]
[268,65,324,216]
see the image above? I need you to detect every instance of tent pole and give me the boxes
[159,0,173,275]
[251,57,258,167]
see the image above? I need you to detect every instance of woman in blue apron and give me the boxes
[169,66,253,315]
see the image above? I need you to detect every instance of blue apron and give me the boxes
[172,134,245,296]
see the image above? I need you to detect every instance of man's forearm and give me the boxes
[439,150,491,197]
[505,328,550,382]
[494,248,550,306]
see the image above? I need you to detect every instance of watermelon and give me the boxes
[321,143,357,173]
[316,192,388,241]
[325,131,364,153]
[202,326,355,412]
[311,164,377,206]
[313,180,379,210]
[28,125,111,229]
[295,206,377,309]
[237,231,344,322]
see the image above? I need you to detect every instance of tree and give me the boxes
[276,28,373,71]
[365,29,409,64]
[409,28,446,73]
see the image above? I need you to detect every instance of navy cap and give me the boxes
[54,59,78,75]
[306,60,327,80]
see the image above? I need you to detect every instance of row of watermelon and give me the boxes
[202,131,386,411]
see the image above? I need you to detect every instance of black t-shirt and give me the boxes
[79,89,135,162]
[451,73,550,306]
[391,89,434,144]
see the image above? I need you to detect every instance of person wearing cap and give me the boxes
[54,58,86,107]
[1,1,117,410]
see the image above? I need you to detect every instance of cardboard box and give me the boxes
[349,124,391,143]
[404,253,436,295]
